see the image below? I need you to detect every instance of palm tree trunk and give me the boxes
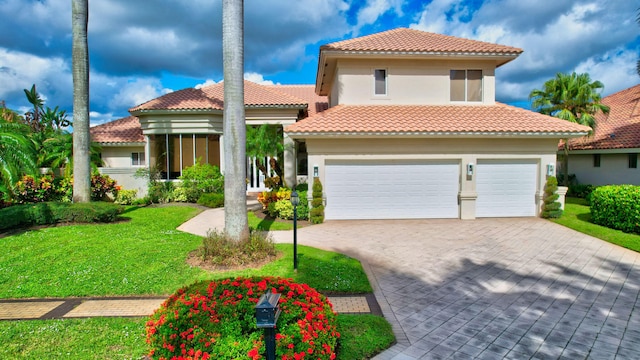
[222,0,249,242]
[71,0,91,203]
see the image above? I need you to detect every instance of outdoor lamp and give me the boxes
[290,191,300,271]
[255,292,282,360]
[290,191,300,207]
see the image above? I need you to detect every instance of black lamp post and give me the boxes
[290,191,300,271]
[255,292,281,360]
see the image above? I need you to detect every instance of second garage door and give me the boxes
[324,160,460,220]
[476,160,537,217]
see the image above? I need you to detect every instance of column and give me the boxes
[283,131,296,188]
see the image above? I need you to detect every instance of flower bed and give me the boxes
[146,277,339,360]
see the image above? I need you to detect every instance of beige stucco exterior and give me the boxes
[303,137,559,219]
[326,58,496,106]
[567,150,640,185]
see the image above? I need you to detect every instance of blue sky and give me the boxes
[0,0,638,126]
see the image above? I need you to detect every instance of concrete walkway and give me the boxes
[179,208,640,359]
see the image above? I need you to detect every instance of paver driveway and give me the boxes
[270,218,640,359]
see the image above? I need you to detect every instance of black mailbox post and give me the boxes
[255,292,281,360]
[290,191,300,271]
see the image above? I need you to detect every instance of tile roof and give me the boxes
[567,84,640,150]
[322,28,523,55]
[90,116,144,144]
[130,80,308,112]
[266,85,329,116]
[285,103,591,136]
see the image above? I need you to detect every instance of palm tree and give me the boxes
[0,120,37,197]
[246,124,285,187]
[222,0,249,242]
[71,0,91,202]
[529,72,610,186]
[41,132,103,177]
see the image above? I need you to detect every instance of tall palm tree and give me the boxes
[529,72,610,186]
[0,120,36,196]
[222,0,249,242]
[71,0,91,202]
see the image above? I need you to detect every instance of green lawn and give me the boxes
[0,205,389,358]
[553,197,640,252]
[248,210,294,231]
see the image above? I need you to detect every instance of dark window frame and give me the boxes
[593,154,601,168]
[374,69,387,96]
[629,153,638,169]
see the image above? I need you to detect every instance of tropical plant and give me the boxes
[222,0,249,242]
[0,120,37,198]
[529,72,610,186]
[541,176,562,219]
[246,124,285,188]
[178,159,224,202]
[40,132,102,175]
[72,0,91,203]
[0,101,23,123]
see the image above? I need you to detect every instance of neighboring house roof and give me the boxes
[285,103,591,137]
[322,27,523,55]
[90,115,144,144]
[316,28,523,95]
[567,84,640,151]
[130,80,309,113]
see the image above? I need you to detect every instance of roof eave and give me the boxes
[287,131,589,139]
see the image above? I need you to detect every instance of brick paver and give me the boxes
[62,299,165,318]
[0,301,64,320]
[266,217,640,359]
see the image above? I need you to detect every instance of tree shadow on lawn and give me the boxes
[348,253,640,359]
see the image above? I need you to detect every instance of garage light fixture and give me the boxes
[547,164,555,177]
[467,163,474,177]
[313,165,319,177]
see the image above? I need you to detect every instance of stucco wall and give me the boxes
[101,146,145,168]
[98,168,148,197]
[333,58,496,105]
[305,137,559,219]
[568,153,640,185]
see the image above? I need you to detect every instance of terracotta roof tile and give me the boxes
[266,85,329,116]
[323,28,523,55]
[130,80,308,112]
[90,116,144,143]
[567,84,640,150]
[285,103,591,135]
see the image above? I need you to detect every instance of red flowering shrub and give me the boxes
[146,277,339,360]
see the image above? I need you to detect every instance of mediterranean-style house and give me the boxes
[91,28,590,220]
[563,84,640,185]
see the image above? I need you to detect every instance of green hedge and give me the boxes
[197,193,225,208]
[590,185,640,234]
[0,202,124,232]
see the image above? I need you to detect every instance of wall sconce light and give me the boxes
[467,163,474,177]
[313,165,319,177]
[547,164,555,176]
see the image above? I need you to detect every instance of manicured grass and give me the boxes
[552,197,640,252]
[248,210,294,231]
[337,314,396,359]
[0,206,208,298]
[0,317,147,359]
[0,314,394,360]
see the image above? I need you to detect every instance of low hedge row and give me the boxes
[590,185,640,234]
[0,202,125,232]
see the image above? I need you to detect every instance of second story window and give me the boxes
[450,69,482,102]
[374,69,387,96]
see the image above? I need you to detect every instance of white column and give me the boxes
[218,134,225,173]
[283,131,296,188]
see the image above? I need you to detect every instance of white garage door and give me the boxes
[324,160,459,220]
[476,160,537,217]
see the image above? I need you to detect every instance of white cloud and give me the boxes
[575,50,637,97]
[106,77,171,110]
[195,79,218,89]
[355,0,404,31]
[244,72,280,86]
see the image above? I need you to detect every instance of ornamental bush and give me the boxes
[259,188,308,220]
[590,185,640,233]
[197,193,225,208]
[310,178,324,224]
[179,160,224,203]
[541,176,562,219]
[0,202,124,231]
[146,277,340,360]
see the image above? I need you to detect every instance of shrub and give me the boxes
[90,173,119,201]
[148,181,175,204]
[310,177,324,224]
[13,175,56,204]
[201,230,276,267]
[114,189,138,205]
[541,176,562,219]
[146,277,339,360]
[0,202,124,231]
[179,160,224,202]
[197,193,225,208]
[590,185,640,234]
[268,199,294,219]
[567,183,596,200]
